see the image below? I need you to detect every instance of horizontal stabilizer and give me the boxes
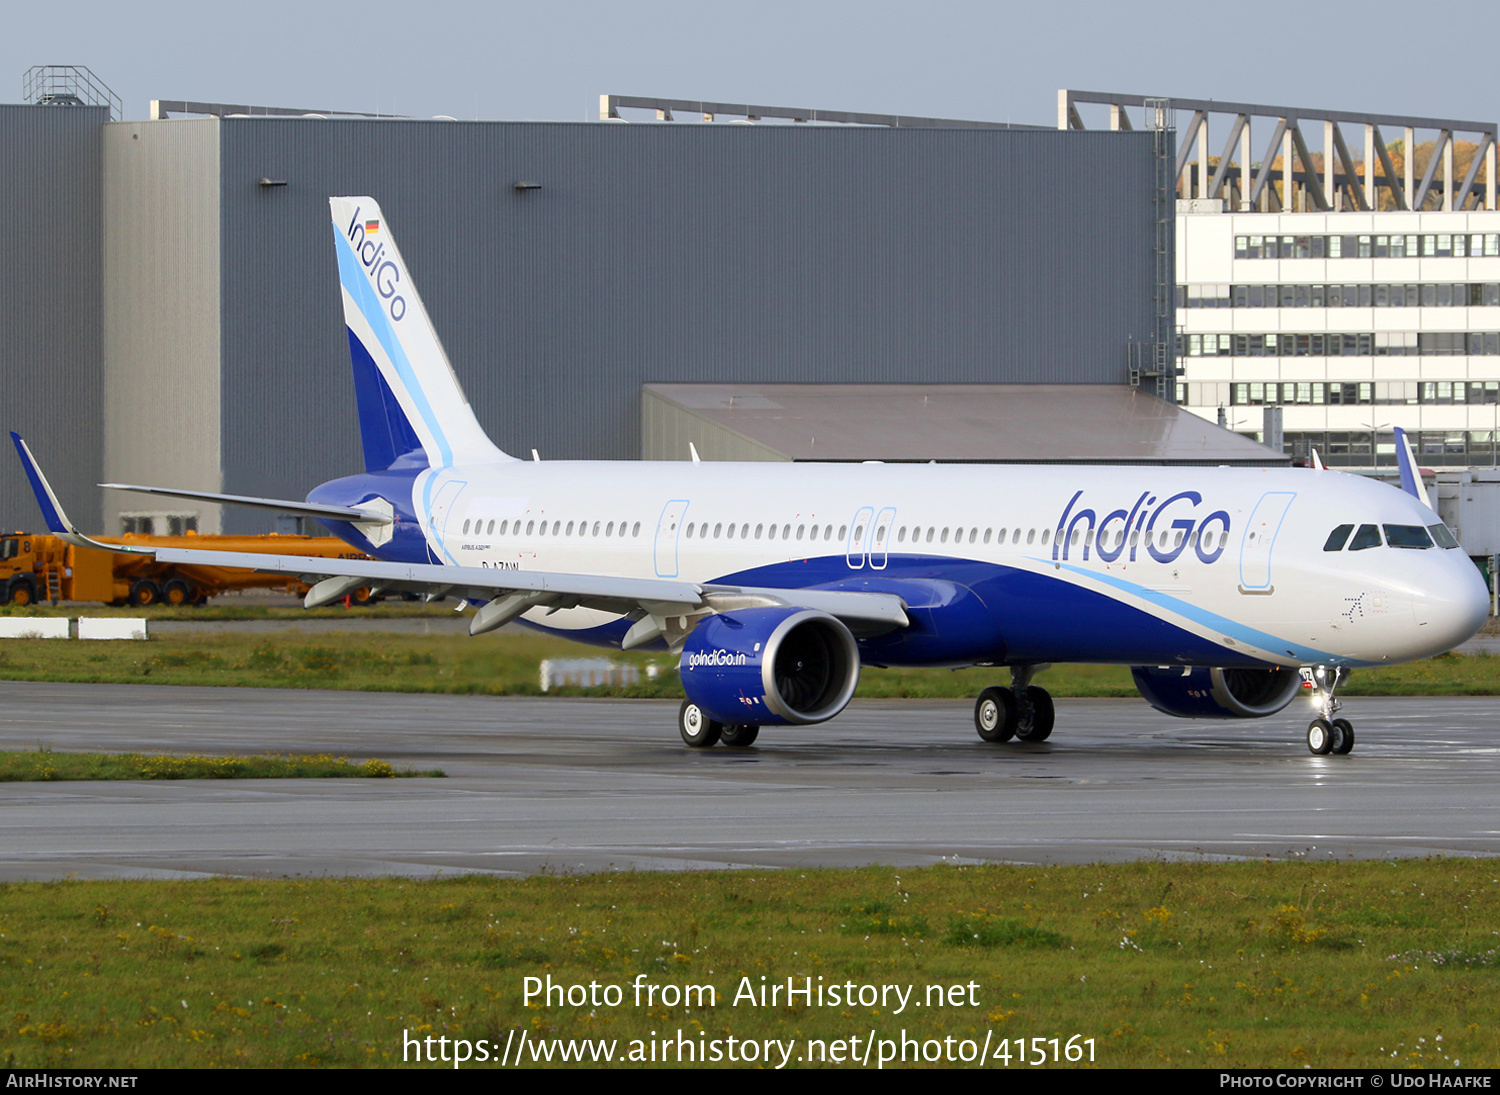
[100,483,392,525]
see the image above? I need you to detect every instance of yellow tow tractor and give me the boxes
[0,530,377,607]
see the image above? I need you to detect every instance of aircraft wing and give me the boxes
[149,545,910,646]
[13,430,907,647]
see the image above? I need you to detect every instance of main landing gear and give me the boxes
[678,700,760,749]
[1305,665,1355,756]
[974,665,1054,744]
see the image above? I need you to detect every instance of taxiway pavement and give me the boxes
[1,683,1497,880]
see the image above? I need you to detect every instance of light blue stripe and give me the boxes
[332,223,453,467]
[1050,559,1376,668]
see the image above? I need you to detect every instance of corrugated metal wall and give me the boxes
[641,389,788,463]
[0,105,105,533]
[212,120,1156,528]
[101,120,222,534]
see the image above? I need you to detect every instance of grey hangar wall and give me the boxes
[0,104,105,533]
[5,111,1162,533]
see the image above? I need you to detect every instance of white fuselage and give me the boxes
[399,459,1488,669]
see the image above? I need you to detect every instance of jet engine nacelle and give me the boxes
[1130,665,1303,720]
[678,607,860,726]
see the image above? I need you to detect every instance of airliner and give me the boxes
[12,197,1490,756]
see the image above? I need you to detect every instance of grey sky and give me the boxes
[8,1,1497,129]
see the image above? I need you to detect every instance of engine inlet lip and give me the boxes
[759,609,860,724]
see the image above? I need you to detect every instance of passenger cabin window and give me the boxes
[1384,525,1434,549]
[1348,524,1382,551]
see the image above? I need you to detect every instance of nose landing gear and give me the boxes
[1306,666,1354,755]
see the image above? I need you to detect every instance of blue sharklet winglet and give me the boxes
[9,433,153,555]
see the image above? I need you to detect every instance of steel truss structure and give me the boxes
[599,94,1040,129]
[149,100,406,120]
[1060,90,1498,213]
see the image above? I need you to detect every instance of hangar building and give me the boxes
[3,75,1262,537]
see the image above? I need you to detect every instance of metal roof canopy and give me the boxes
[644,384,1288,465]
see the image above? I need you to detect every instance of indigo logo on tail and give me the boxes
[346,207,407,322]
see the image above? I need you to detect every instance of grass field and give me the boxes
[0,749,443,781]
[0,628,1497,699]
[0,600,456,622]
[1,861,1495,1069]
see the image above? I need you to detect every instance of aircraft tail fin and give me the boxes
[1393,426,1433,509]
[330,197,515,472]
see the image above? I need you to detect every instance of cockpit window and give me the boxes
[1428,523,1461,549]
[1348,524,1383,551]
[1383,524,1434,550]
[1323,524,1354,551]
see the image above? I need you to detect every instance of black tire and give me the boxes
[5,579,36,607]
[349,586,376,607]
[720,724,760,747]
[1307,718,1333,755]
[162,578,195,607]
[974,686,1017,742]
[1330,718,1355,755]
[1016,686,1055,742]
[678,700,722,748]
[129,579,161,608]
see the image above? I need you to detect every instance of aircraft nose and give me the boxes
[1415,557,1490,654]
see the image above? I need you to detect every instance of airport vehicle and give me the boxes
[11,197,1490,755]
[0,529,373,606]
